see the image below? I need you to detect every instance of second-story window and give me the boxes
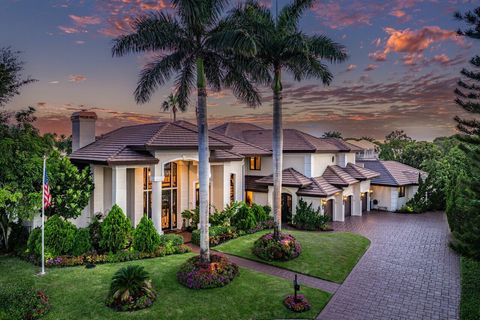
[249,156,261,170]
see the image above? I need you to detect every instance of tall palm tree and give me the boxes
[112,0,260,263]
[162,93,185,121]
[230,0,347,238]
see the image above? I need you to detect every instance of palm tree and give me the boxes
[112,0,259,263]
[162,93,184,121]
[230,0,347,238]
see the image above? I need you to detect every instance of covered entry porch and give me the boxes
[88,153,244,233]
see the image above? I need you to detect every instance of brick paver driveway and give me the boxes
[318,211,460,320]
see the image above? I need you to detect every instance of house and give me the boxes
[358,159,426,212]
[344,139,379,160]
[68,112,422,233]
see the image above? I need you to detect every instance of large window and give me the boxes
[143,163,178,228]
[230,174,236,204]
[249,156,261,170]
[398,186,406,198]
[143,168,152,219]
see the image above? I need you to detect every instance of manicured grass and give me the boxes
[460,257,480,320]
[0,254,330,319]
[215,230,370,283]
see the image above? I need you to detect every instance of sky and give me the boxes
[1,0,479,141]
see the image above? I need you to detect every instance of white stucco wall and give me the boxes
[371,185,393,211]
[252,192,268,206]
[311,153,336,177]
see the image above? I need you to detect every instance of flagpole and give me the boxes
[41,155,46,275]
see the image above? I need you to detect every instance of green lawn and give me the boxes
[0,254,331,320]
[215,230,370,283]
[460,257,480,320]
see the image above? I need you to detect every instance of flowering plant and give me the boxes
[283,294,311,312]
[252,232,302,261]
[177,254,239,289]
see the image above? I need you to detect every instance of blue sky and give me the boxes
[1,0,478,140]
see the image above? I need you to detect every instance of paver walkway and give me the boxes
[187,243,340,293]
[318,211,460,320]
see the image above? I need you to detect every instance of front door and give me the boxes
[324,199,334,220]
[362,192,368,212]
[281,193,292,223]
[345,195,352,217]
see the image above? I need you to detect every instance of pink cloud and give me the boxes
[69,74,87,82]
[346,64,357,71]
[58,26,80,34]
[368,51,387,61]
[364,64,378,71]
[69,15,101,26]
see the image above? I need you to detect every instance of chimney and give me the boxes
[71,111,97,152]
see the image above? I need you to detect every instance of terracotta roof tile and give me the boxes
[358,160,426,186]
[322,165,359,186]
[212,122,264,139]
[297,176,342,197]
[344,163,381,180]
[245,175,269,192]
[255,168,312,187]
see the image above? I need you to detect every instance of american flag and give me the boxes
[43,169,52,208]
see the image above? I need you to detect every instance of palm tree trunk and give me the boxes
[196,57,210,263]
[173,106,177,122]
[272,66,283,239]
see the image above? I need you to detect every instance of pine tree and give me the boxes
[449,7,480,260]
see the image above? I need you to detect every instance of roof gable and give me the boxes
[322,165,359,186]
[255,168,312,187]
[359,160,425,186]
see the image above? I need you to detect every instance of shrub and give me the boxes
[251,203,268,222]
[71,228,93,256]
[0,279,50,319]
[26,227,42,257]
[181,207,199,230]
[106,265,156,312]
[133,216,160,253]
[89,213,103,251]
[26,215,77,257]
[100,205,132,253]
[191,226,238,247]
[8,222,29,254]
[44,215,77,256]
[396,205,415,214]
[252,233,302,261]
[159,233,184,246]
[177,254,239,289]
[293,199,330,231]
[231,203,257,231]
[263,205,272,216]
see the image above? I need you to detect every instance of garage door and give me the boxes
[345,196,352,217]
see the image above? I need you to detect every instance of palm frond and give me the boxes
[174,57,196,111]
[277,0,315,32]
[222,59,261,107]
[112,12,187,57]
[134,52,186,104]
[307,35,348,62]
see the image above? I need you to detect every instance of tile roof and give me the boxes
[212,122,264,139]
[245,175,269,192]
[358,160,426,186]
[344,163,381,180]
[239,129,357,153]
[255,168,313,187]
[297,176,342,198]
[322,165,359,186]
[70,121,270,165]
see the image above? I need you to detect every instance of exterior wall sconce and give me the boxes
[343,195,348,201]
[369,189,373,193]
[321,199,327,205]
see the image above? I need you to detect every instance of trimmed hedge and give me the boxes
[71,228,93,256]
[133,217,160,253]
[100,205,132,253]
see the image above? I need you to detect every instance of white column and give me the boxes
[112,166,127,213]
[151,164,164,234]
[92,165,104,215]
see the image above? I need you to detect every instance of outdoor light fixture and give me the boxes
[343,195,348,201]
[321,199,327,205]
[369,189,373,193]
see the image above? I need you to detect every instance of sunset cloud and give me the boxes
[69,74,87,82]
[346,64,357,71]
[364,64,378,71]
[69,15,101,26]
[58,26,80,34]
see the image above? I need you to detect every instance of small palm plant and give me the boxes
[162,93,185,121]
[106,265,156,311]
